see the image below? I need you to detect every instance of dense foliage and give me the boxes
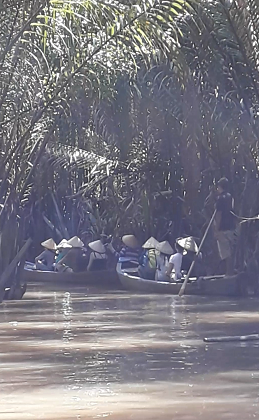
[1,0,259,294]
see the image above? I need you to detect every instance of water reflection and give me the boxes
[0,283,259,419]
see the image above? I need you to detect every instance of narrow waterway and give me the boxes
[1,281,259,420]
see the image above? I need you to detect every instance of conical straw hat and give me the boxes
[57,239,72,249]
[67,236,84,248]
[41,238,57,251]
[156,240,174,255]
[176,237,198,254]
[122,235,139,249]
[142,236,159,249]
[88,240,106,254]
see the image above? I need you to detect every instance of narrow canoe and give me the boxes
[22,267,119,288]
[117,266,245,296]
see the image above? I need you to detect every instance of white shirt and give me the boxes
[169,252,183,281]
[156,254,169,281]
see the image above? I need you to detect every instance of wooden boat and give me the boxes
[117,268,198,294]
[22,262,119,288]
[117,265,245,296]
[197,274,246,296]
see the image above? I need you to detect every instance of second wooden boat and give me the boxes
[117,265,198,294]
[117,265,245,296]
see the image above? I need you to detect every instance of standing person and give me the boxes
[214,177,236,275]
[166,240,185,281]
[156,241,174,281]
[35,239,57,271]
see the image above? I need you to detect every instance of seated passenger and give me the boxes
[35,239,57,271]
[166,239,185,281]
[87,240,108,271]
[119,235,141,263]
[155,241,174,281]
[177,237,202,277]
[54,239,73,272]
[138,236,159,280]
[56,236,84,273]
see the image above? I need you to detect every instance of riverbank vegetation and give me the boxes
[0,0,259,296]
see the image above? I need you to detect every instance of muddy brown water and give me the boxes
[1,282,259,420]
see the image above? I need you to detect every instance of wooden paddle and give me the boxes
[178,209,217,297]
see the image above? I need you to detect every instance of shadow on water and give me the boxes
[1,281,259,419]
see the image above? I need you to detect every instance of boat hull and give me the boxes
[22,268,119,288]
[117,269,244,296]
[117,270,198,294]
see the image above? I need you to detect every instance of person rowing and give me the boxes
[214,177,236,275]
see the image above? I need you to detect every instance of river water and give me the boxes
[1,282,259,420]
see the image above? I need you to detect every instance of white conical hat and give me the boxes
[122,235,139,249]
[88,240,106,254]
[67,236,84,248]
[57,239,72,249]
[176,237,198,254]
[156,240,174,255]
[41,238,57,251]
[142,236,159,249]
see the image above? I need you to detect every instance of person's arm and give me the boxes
[35,251,45,264]
[165,262,174,277]
[87,252,95,271]
[105,242,119,258]
[119,247,127,258]
[165,255,175,277]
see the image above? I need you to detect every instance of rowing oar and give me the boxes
[204,334,259,343]
[178,209,217,297]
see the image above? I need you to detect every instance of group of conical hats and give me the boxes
[121,234,198,255]
[41,236,107,254]
[157,237,198,255]
[41,236,84,251]
[41,233,198,255]
[142,237,174,255]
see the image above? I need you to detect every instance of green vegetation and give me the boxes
[0,0,259,295]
